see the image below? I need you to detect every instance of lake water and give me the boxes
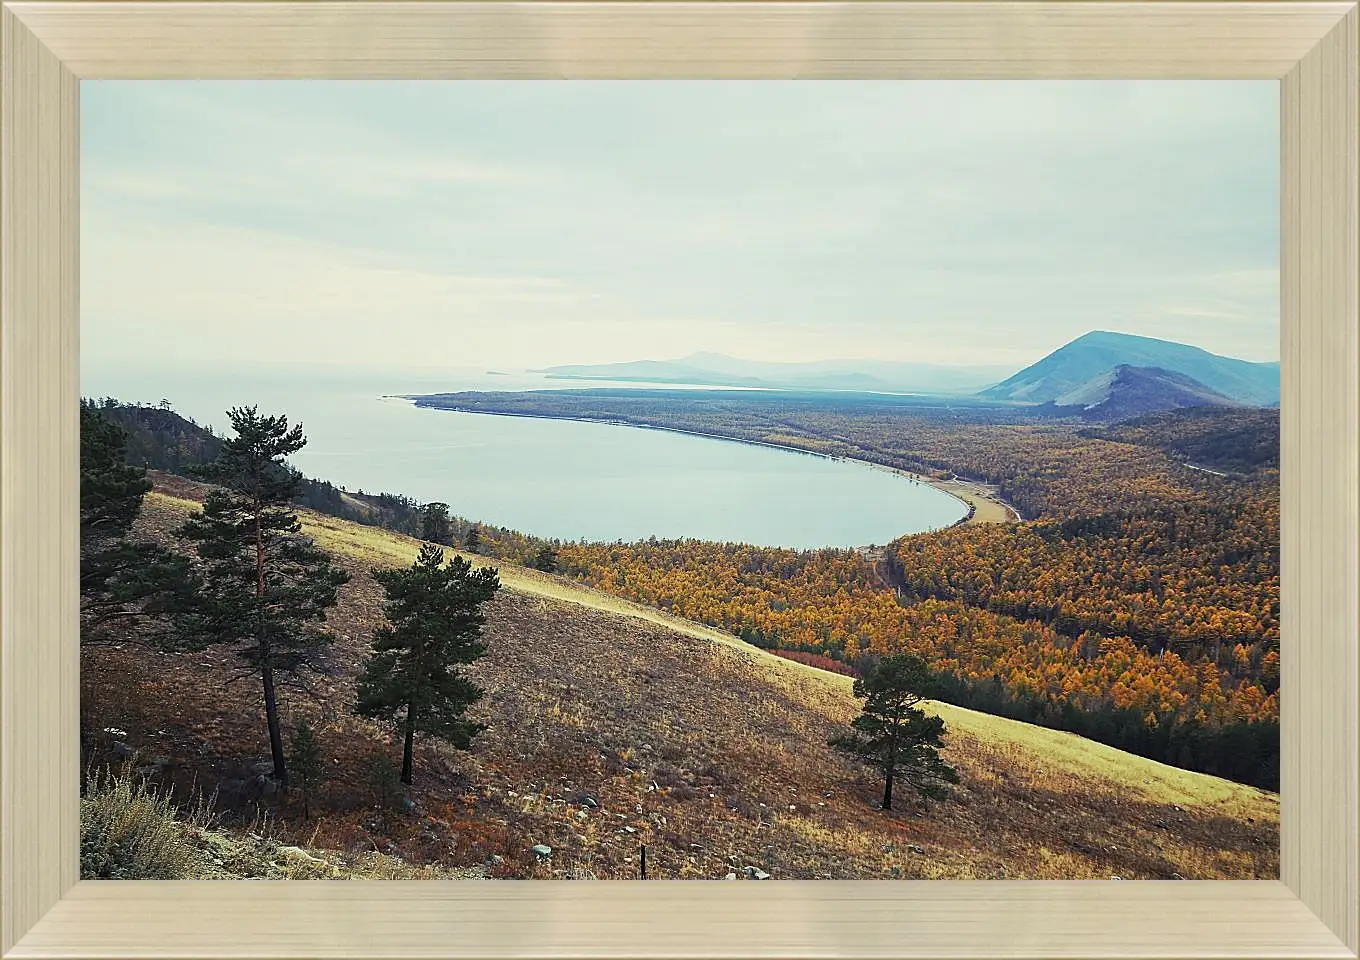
[81,362,968,549]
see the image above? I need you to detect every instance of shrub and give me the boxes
[364,752,405,805]
[80,766,211,879]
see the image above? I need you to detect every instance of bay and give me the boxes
[81,361,968,549]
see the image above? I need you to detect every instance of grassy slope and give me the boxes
[82,477,1278,880]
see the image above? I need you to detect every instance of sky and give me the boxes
[82,81,1280,372]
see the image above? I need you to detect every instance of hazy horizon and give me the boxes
[83,81,1280,374]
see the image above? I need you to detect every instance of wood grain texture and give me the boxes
[0,4,79,956]
[1281,6,1360,953]
[0,1,1357,958]
[7,881,1356,959]
[5,2,1355,79]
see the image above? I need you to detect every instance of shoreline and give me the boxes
[399,397,1023,529]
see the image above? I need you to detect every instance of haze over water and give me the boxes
[82,362,968,549]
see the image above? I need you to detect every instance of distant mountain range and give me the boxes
[978,330,1280,407]
[537,330,1281,419]
[537,352,1011,395]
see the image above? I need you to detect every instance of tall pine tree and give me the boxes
[177,407,349,783]
[355,544,500,785]
[80,402,198,646]
[830,653,959,810]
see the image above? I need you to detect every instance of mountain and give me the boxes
[538,353,1011,395]
[978,331,1280,407]
[1052,364,1244,422]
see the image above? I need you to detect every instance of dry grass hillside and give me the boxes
[80,474,1279,880]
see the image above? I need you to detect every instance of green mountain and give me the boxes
[978,331,1280,407]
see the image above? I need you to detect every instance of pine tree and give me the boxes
[464,525,481,554]
[80,402,198,646]
[355,543,500,785]
[289,720,325,819]
[529,544,557,573]
[830,653,959,810]
[420,502,453,545]
[177,406,349,784]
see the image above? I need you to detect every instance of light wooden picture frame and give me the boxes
[1,1,1356,957]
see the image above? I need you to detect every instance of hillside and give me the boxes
[1079,407,1280,475]
[1053,364,1243,421]
[979,331,1280,407]
[81,474,1279,880]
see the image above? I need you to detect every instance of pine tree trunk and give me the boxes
[263,665,287,783]
[401,703,416,785]
[882,763,894,811]
[255,505,287,783]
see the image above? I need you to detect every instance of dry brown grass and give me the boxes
[80,478,1278,880]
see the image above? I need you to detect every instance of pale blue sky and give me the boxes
[82,81,1279,371]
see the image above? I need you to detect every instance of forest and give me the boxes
[412,391,1281,789]
[95,394,1282,789]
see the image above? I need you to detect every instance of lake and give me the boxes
[81,362,968,549]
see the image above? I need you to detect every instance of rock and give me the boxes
[102,727,128,738]
[576,810,589,821]
[743,866,771,880]
[623,826,637,834]
[531,844,553,860]
[580,795,599,808]
[278,845,328,866]
[727,855,741,866]
[908,844,925,855]
[110,741,132,760]
[724,873,738,880]
[250,774,281,798]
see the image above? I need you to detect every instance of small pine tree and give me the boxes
[177,406,350,784]
[355,543,500,785]
[289,720,325,819]
[830,653,959,810]
[464,525,481,554]
[420,502,453,546]
[529,544,557,573]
